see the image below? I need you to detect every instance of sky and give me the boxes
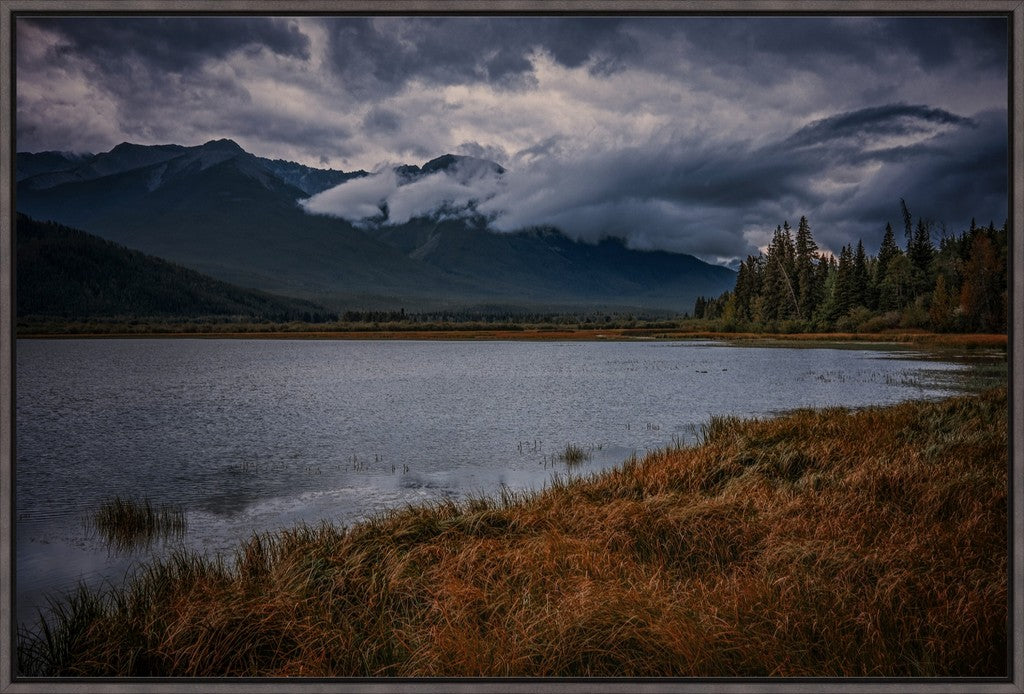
[16,15,1009,266]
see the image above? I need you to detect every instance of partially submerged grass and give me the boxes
[559,443,591,465]
[20,388,1008,677]
[92,496,186,550]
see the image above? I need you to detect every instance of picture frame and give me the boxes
[1,2,1021,692]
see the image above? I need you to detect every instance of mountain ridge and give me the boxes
[16,139,735,312]
[16,214,338,322]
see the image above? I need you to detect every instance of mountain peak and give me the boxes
[110,141,184,152]
[421,153,505,176]
[200,138,245,153]
[420,154,460,172]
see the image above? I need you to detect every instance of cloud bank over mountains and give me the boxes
[16,15,1008,263]
[302,103,1005,264]
[303,157,506,226]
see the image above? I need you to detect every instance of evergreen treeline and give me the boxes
[16,215,338,322]
[338,310,667,325]
[694,205,1008,334]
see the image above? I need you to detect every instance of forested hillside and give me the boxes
[16,215,337,322]
[695,202,1008,334]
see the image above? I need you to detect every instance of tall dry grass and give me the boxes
[91,496,186,550]
[18,388,1008,677]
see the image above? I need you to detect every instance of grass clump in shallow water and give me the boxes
[19,388,1008,677]
[92,496,186,550]
[559,443,591,465]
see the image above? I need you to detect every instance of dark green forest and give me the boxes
[694,202,1008,334]
[15,215,337,323]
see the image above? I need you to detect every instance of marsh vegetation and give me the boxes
[91,496,186,551]
[18,388,1007,677]
[558,443,591,465]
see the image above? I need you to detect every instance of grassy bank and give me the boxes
[16,323,1008,351]
[18,388,1008,677]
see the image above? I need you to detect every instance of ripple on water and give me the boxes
[15,338,982,627]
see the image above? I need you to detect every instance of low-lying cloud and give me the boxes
[302,103,1007,263]
[302,158,505,226]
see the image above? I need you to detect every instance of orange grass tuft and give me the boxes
[18,388,1008,677]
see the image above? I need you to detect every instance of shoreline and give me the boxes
[15,328,1009,350]
[17,387,1009,677]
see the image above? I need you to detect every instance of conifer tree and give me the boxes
[733,255,762,323]
[781,220,796,282]
[880,253,914,311]
[900,198,914,246]
[814,262,838,327]
[794,216,819,320]
[814,253,832,314]
[908,217,935,296]
[834,244,855,320]
[761,225,798,321]
[874,222,901,308]
[852,239,870,308]
[693,296,707,319]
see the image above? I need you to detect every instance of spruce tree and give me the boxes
[794,216,819,320]
[900,198,913,246]
[733,255,763,323]
[875,223,900,301]
[814,261,838,328]
[693,296,707,319]
[834,244,854,320]
[813,252,832,318]
[853,239,870,308]
[908,217,935,296]
[781,220,796,283]
[761,225,797,321]
[733,261,750,322]
[880,253,914,311]
[773,224,799,319]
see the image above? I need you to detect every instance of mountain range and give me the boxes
[16,139,735,313]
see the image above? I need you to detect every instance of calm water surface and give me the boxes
[15,338,970,625]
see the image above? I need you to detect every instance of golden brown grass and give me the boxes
[20,326,1007,349]
[92,496,186,551]
[18,388,1008,677]
[558,443,592,465]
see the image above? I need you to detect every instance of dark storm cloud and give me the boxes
[321,16,1006,101]
[326,17,633,96]
[655,17,1007,75]
[328,18,528,96]
[680,106,1009,254]
[16,16,343,162]
[893,17,1007,71]
[783,104,974,149]
[29,17,310,72]
[823,109,1009,239]
[362,107,402,135]
[16,15,1008,261]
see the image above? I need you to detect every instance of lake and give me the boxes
[14,338,973,627]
